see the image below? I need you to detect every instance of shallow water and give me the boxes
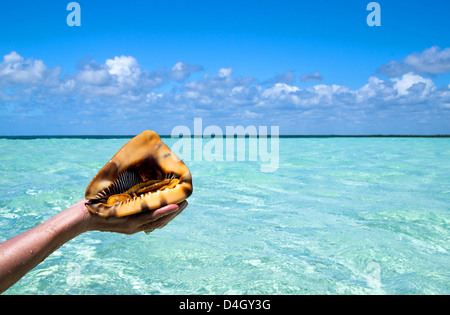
[1,137,449,294]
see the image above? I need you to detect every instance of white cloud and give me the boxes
[105,55,141,87]
[3,51,23,63]
[378,46,450,76]
[391,72,435,96]
[311,84,349,98]
[1,51,449,135]
[357,76,387,99]
[356,73,438,104]
[70,57,204,101]
[76,68,111,86]
[259,83,301,107]
[404,46,450,74]
[262,83,300,98]
[0,51,60,86]
[72,56,178,98]
[218,67,233,79]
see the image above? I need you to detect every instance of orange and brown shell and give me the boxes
[85,130,193,217]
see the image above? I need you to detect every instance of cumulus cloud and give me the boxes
[76,69,111,86]
[0,51,60,86]
[263,83,300,97]
[1,51,449,134]
[105,55,141,87]
[404,46,450,74]
[391,72,435,96]
[68,56,205,103]
[76,59,111,86]
[71,56,145,99]
[378,46,450,76]
[179,67,258,109]
[260,83,301,106]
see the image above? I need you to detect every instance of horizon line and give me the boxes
[1,134,449,139]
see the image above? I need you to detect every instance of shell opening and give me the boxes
[90,171,181,207]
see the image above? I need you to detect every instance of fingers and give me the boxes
[88,201,189,235]
[142,201,189,234]
[137,203,179,223]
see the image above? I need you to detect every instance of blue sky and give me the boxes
[0,0,449,135]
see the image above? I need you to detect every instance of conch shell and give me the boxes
[85,130,193,217]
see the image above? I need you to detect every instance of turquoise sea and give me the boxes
[0,137,449,295]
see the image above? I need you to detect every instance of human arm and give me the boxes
[0,199,187,293]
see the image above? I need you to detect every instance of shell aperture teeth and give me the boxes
[99,178,180,207]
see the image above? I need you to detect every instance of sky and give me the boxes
[0,0,449,135]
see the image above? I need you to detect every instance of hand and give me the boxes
[73,199,188,235]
